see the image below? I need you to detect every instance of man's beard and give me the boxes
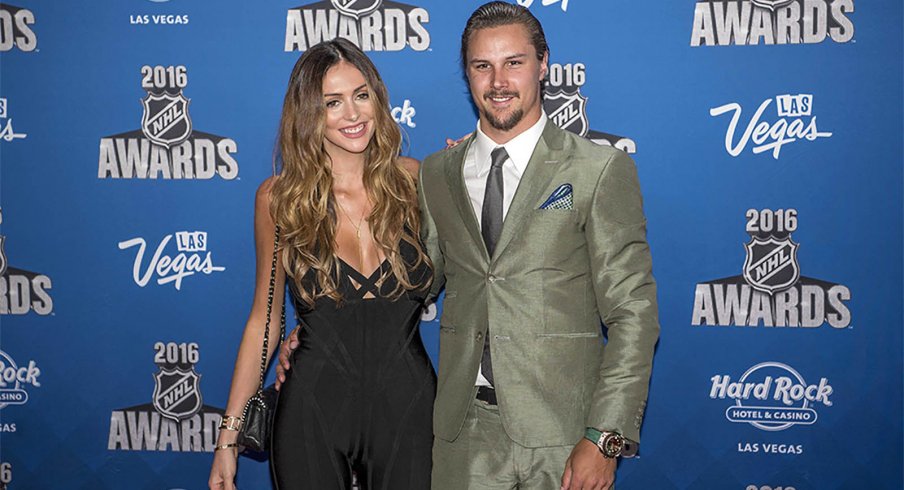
[483,91,523,131]
[485,107,524,132]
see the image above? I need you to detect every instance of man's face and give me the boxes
[466,23,548,142]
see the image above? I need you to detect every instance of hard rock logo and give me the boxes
[152,366,202,421]
[710,361,833,431]
[0,350,41,410]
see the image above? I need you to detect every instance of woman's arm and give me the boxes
[209,177,286,490]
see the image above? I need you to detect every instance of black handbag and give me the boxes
[237,227,285,453]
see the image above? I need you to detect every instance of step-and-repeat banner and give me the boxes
[2,1,901,489]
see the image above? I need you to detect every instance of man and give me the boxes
[279,3,658,488]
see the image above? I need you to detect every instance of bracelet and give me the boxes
[215,443,239,451]
[219,415,243,431]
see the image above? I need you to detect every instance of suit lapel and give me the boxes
[443,136,488,259]
[492,123,568,260]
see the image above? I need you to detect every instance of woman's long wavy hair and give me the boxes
[269,38,430,307]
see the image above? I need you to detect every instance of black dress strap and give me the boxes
[338,258,384,300]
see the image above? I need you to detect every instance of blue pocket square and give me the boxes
[539,184,573,210]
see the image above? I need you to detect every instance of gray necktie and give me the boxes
[480,146,507,387]
[481,147,508,257]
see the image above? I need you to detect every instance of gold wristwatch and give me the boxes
[584,428,625,458]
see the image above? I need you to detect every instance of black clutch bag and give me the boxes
[236,227,285,453]
[237,385,278,452]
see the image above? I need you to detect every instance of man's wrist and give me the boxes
[584,427,625,458]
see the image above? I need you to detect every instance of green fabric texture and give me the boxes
[431,399,575,490]
[419,121,660,448]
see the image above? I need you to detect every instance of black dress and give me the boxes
[271,239,435,490]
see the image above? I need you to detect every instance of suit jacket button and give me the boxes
[488,275,497,283]
[476,332,483,341]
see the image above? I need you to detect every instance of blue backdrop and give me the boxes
[1,1,901,489]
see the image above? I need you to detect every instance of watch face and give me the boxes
[602,434,624,457]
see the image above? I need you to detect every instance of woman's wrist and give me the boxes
[216,432,239,446]
[219,415,243,432]
[214,442,240,452]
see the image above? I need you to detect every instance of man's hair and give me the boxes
[460,1,549,71]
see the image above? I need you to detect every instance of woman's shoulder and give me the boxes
[257,175,278,197]
[255,175,278,215]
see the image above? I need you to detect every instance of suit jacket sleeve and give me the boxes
[419,155,445,300]
[585,150,660,444]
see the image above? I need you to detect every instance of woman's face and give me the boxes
[321,60,376,160]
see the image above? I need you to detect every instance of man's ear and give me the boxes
[539,50,549,81]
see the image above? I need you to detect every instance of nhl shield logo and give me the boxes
[751,0,794,11]
[141,91,192,147]
[331,0,382,19]
[152,366,203,421]
[742,236,800,294]
[544,89,589,137]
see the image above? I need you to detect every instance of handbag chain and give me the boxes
[255,226,285,395]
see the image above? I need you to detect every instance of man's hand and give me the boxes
[560,438,616,490]
[274,326,301,391]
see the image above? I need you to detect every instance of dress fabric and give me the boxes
[271,239,435,490]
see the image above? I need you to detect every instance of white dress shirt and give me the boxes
[464,112,548,387]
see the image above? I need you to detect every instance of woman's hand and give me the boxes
[209,446,239,490]
[445,133,473,149]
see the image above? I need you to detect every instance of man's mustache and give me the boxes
[484,91,519,100]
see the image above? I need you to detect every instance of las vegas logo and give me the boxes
[118,230,226,291]
[710,93,832,160]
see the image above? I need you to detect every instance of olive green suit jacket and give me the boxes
[418,121,659,448]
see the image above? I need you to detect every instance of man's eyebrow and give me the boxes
[469,53,528,64]
[323,83,368,97]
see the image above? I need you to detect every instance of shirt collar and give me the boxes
[473,111,547,174]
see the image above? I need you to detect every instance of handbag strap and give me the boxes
[256,225,285,393]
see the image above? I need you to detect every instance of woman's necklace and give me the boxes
[335,197,370,272]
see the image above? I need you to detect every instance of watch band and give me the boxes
[585,427,604,443]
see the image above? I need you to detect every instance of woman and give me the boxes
[209,38,435,490]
